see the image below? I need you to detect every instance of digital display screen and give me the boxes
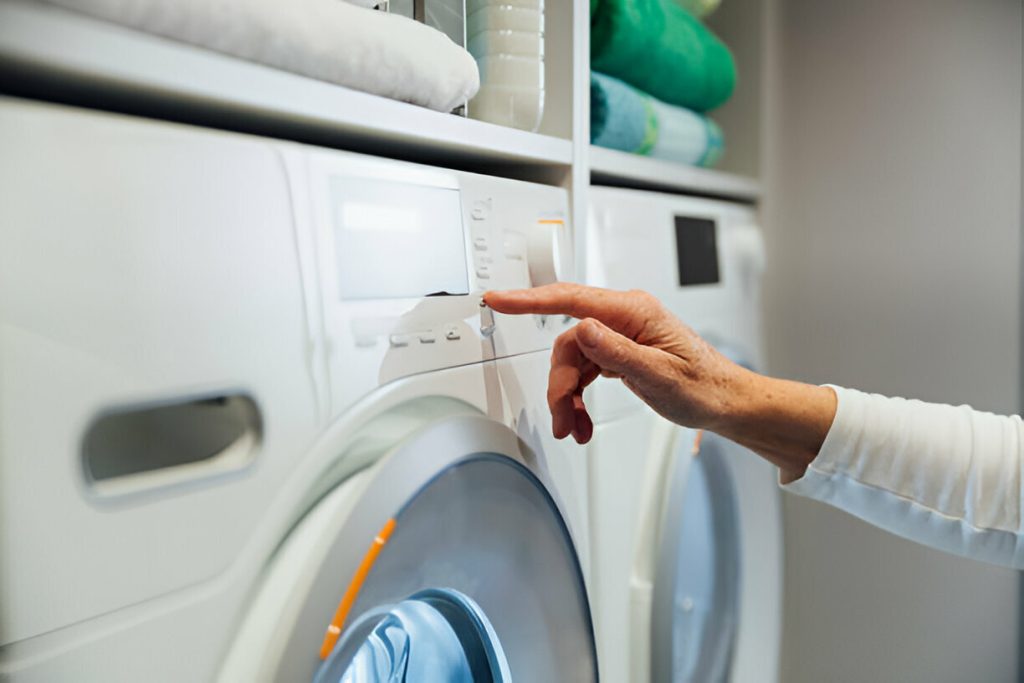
[331,177,470,300]
[674,216,720,286]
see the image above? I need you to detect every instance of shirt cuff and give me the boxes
[781,384,853,497]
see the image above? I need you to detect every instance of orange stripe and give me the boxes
[318,517,397,660]
[691,429,705,456]
[537,219,565,225]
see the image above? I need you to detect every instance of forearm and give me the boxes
[709,368,838,484]
[704,369,1024,567]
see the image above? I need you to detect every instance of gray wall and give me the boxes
[762,0,1023,681]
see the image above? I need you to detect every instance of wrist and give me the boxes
[700,361,764,433]
[707,370,838,480]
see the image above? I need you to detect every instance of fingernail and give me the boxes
[577,320,602,347]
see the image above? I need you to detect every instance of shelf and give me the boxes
[0,1,572,171]
[589,146,761,202]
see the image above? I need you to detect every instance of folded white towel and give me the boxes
[41,0,480,112]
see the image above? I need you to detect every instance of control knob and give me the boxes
[527,218,574,286]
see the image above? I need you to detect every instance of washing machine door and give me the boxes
[220,410,596,682]
[650,430,742,683]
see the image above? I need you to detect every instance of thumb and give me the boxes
[575,318,665,385]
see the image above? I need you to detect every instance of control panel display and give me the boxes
[674,216,720,286]
[331,177,470,299]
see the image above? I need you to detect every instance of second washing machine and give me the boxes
[585,186,783,683]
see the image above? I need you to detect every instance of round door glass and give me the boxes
[653,433,741,683]
[316,454,596,682]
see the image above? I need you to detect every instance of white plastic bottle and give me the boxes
[466,0,545,132]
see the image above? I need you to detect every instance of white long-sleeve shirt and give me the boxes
[782,386,1024,568]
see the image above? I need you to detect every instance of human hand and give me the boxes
[485,283,836,481]
[483,283,747,445]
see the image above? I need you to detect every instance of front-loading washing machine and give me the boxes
[585,186,783,683]
[0,97,595,681]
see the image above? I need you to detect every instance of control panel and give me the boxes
[297,148,575,419]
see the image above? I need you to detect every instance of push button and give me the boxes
[445,326,461,341]
[476,267,491,280]
[471,199,491,220]
[418,333,436,344]
[473,237,488,251]
[388,334,410,348]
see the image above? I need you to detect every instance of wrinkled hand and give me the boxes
[484,283,746,444]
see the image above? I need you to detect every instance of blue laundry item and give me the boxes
[318,588,511,683]
[590,72,724,168]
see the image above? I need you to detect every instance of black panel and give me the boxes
[674,216,720,286]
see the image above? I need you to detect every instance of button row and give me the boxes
[389,326,461,348]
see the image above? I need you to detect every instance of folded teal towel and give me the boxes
[591,0,736,113]
[591,72,654,154]
[591,72,723,167]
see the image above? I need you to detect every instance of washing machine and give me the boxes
[585,186,783,683]
[0,97,597,681]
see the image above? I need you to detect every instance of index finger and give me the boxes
[484,283,644,326]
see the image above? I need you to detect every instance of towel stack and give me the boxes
[41,0,481,113]
[590,0,735,168]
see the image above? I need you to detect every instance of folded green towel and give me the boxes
[591,72,723,167]
[591,0,736,113]
[674,0,721,18]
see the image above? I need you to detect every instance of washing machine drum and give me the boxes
[238,413,598,683]
[651,432,743,683]
[316,455,593,682]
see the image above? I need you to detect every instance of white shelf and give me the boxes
[0,1,572,169]
[589,146,761,201]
